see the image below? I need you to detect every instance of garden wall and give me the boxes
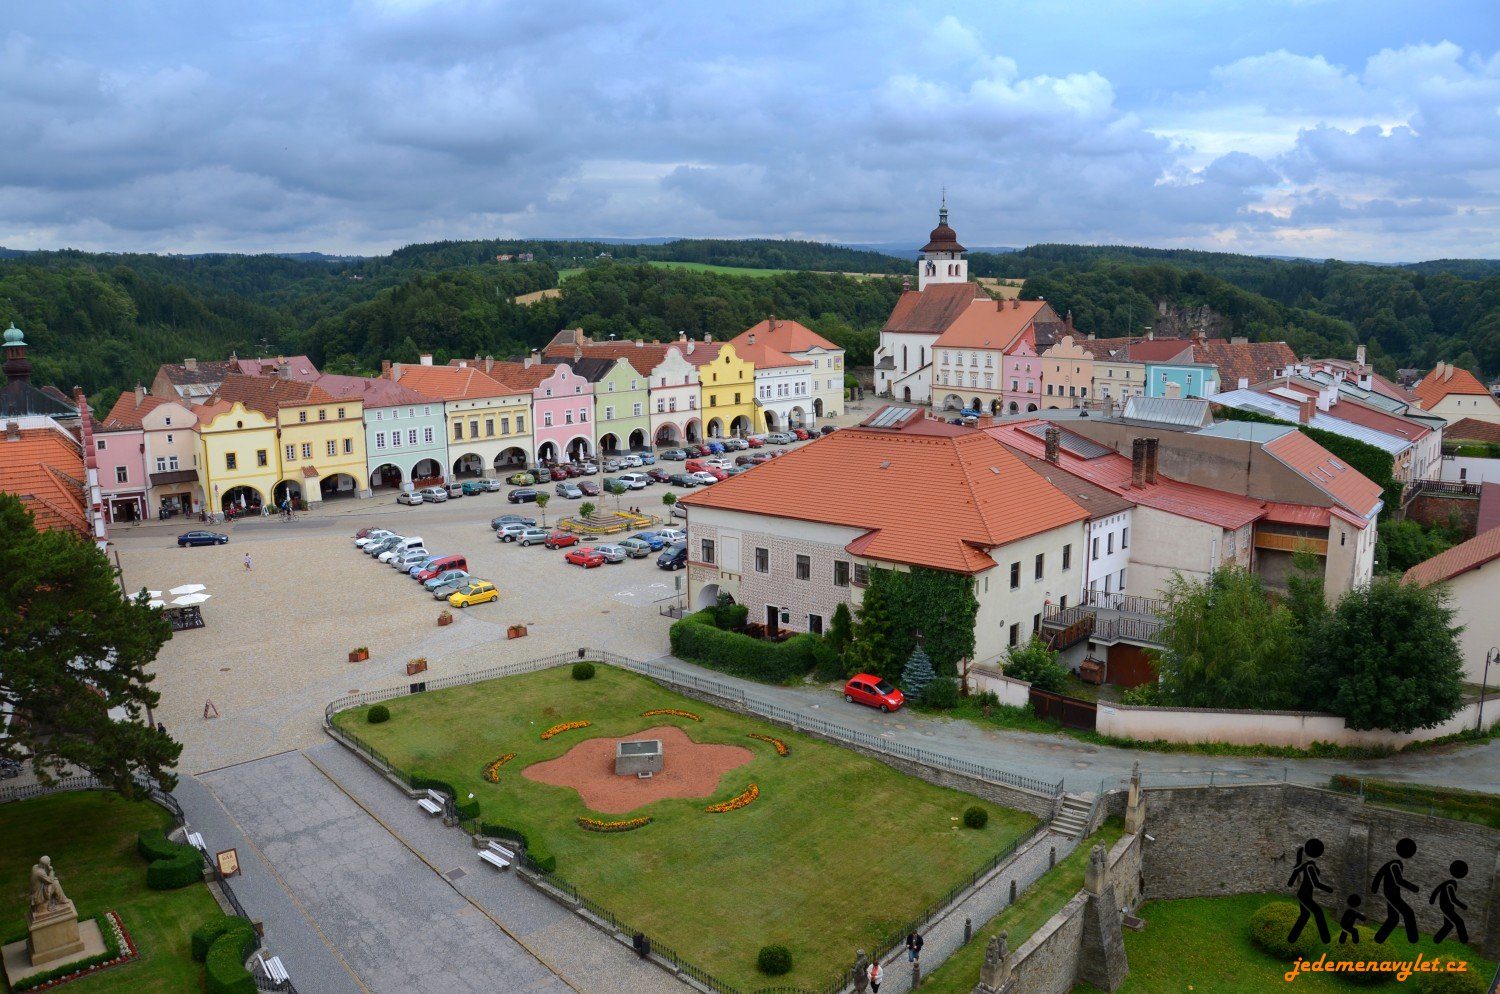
[968,664,1031,708]
[1141,783,1500,957]
[1096,697,1500,750]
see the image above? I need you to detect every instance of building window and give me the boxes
[1119,567,1127,590]
[225,452,237,470]
[96,439,106,451]
[633,403,643,417]
[391,431,401,447]
[755,547,769,573]
[808,614,824,635]
[833,561,850,587]
[1009,623,1020,647]
[565,411,573,425]
[470,420,479,438]
[580,410,588,423]
[605,407,614,421]
[375,433,385,450]
[423,427,435,444]
[795,554,811,581]
[1034,553,1044,579]
[1107,532,1114,555]
[701,539,715,564]
[301,443,312,459]
[852,563,869,587]
[485,419,494,437]
[115,466,128,483]
[543,412,553,427]
[1122,526,1129,549]
[318,409,327,421]
[1010,562,1020,589]
[407,429,417,446]
[343,438,353,454]
[337,407,346,419]
[298,411,307,423]
[1032,613,1041,634]
[256,450,268,467]
[1092,536,1099,561]
[1062,544,1072,571]
[454,422,464,439]
[155,457,166,472]
[285,443,296,461]
[323,440,334,457]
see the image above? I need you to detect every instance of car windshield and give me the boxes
[874,680,896,695]
[665,543,685,555]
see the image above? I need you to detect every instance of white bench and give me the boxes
[416,789,445,816]
[260,955,289,984]
[186,831,207,852]
[478,841,515,870]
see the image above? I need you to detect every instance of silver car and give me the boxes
[516,527,550,547]
[356,529,395,548]
[497,522,532,542]
[476,478,503,492]
[392,548,433,570]
[418,486,448,503]
[396,490,424,505]
[594,544,628,564]
[366,536,404,556]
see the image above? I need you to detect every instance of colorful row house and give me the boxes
[392,358,532,479]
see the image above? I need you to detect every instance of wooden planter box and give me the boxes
[348,649,369,663]
[507,624,528,640]
[406,659,428,676]
[437,613,453,627]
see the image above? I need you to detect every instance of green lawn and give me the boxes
[646,261,793,277]
[334,666,1036,990]
[557,267,585,281]
[0,792,219,993]
[1078,892,1496,993]
[921,819,1125,994]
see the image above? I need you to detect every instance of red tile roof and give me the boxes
[1413,364,1494,408]
[1126,340,1196,363]
[1479,483,1500,535]
[312,373,432,408]
[931,299,1049,351]
[1446,418,1500,443]
[232,355,320,380]
[728,338,808,370]
[1322,395,1432,442]
[1262,430,1383,519]
[1010,451,1136,519]
[1261,502,1332,527]
[1404,526,1500,588]
[0,426,89,537]
[482,361,560,391]
[1073,337,1148,361]
[100,390,168,430]
[391,364,525,400]
[881,282,989,336]
[732,318,838,354]
[679,422,1089,574]
[1193,339,1297,387]
[989,420,1266,529]
[541,330,678,370]
[210,374,338,418]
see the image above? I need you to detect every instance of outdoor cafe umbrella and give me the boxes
[146,590,163,598]
[171,593,212,607]
[147,599,167,609]
[169,584,206,596]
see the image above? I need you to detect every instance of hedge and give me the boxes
[478,821,556,873]
[204,917,259,994]
[138,828,204,890]
[669,609,820,683]
[10,916,120,991]
[410,774,480,821]
[191,914,239,962]
[137,828,182,862]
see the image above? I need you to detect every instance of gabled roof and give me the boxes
[1263,429,1383,519]
[1447,418,1500,443]
[0,426,89,537]
[1192,339,1297,388]
[232,355,319,380]
[1120,396,1213,429]
[209,374,338,418]
[541,331,678,371]
[569,356,642,383]
[0,379,77,420]
[390,363,525,401]
[931,299,1050,352]
[730,339,809,370]
[732,319,838,354]
[483,361,561,391]
[100,390,168,431]
[312,373,432,408]
[1414,363,1497,409]
[679,419,1089,574]
[1404,526,1500,588]
[1127,340,1196,363]
[1074,337,1149,362]
[1212,388,1418,456]
[881,282,989,337]
[1007,451,1136,520]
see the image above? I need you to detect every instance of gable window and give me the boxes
[318,409,327,421]
[298,411,307,423]
[96,439,106,451]
[755,547,769,573]
[115,466,128,483]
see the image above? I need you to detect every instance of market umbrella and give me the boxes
[171,593,211,607]
[169,584,206,595]
[147,599,167,609]
[146,590,163,598]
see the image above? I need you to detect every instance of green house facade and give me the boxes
[574,356,652,454]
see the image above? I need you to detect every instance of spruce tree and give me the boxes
[901,642,937,702]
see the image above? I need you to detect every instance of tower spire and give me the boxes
[939,186,948,227]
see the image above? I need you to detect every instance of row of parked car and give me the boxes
[352,528,499,607]
[396,478,504,505]
[489,515,689,570]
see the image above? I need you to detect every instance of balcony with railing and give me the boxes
[1041,588,1166,650]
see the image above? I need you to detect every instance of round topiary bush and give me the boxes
[572,661,596,681]
[756,945,792,976]
[963,805,988,829]
[1416,969,1486,994]
[1248,901,1319,961]
[367,704,390,724]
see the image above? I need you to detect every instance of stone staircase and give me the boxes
[1050,793,1092,839]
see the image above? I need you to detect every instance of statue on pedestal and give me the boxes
[29,858,70,913]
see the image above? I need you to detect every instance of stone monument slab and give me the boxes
[615,739,663,777]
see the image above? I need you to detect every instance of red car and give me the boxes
[354,526,374,539]
[565,546,606,568]
[646,468,673,483]
[701,467,728,481]
[746,436,764,448]
[550,464,572,480]
[577,480,601,496]
[792,428,811,440]
[844,674,904,713]
[544,531,579,549]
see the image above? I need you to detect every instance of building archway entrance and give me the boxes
[412,458,442,485]
[320,473,360,500]
[902,386,912,403]
[695,583,725,611]
[273,480,302,508]
[599,433,621,455]
[943,394,964,412]
[370,464,402,492]
[452,453,484,478]
[707,418,725,438]
[629,428,647,451]
[655,423,680,447]
[763,410,779,432]
[494,447,527,472]
[813,398,824,418]
[223,485,265,514]
[537,441,559,464]
[567,436,592,460]
[729,415,752,436]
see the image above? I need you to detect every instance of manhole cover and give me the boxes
[445,868,467,881]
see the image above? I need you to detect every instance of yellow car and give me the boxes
[448,581,499,608]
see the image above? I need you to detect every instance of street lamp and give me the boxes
[1478,647,1499,732]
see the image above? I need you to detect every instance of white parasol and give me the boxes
[147,599,167,609]
[171,592,212,607]
[169,584,206,595]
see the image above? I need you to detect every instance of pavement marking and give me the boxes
[299,749,585,994]
[196,771,374,994]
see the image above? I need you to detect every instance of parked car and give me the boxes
[544,531,578,549]
[844,674,905,713]
[722,466,748,477]
[430,577,471,599]
[178,530,228,547]
[703,457,734,470]
[396,490,424,506]
[423,568,470,591]
[515,527,550,547]
[671,503,687,520]
[508,488,539,504]
[460,480,487,496]
[636,452,657,465]
[479,477,504,492]
[565,546,607,568]
[418,486,449,503]
[820,425,838,436]
[616,472,650,490]
[577,480,601,496]
[416,555,468,582]
[381,542,426,565]
[602,458,623,473]
[668,473,698,488]
[506,471,536,486]
[646,468,673,483]
[497,522,533,542]
[689,471,720,485]
[403,552,446,576]
[660,448,687,461]
[449,581,499,608]
[491,514,536,530]
[446,482,465,498]
[657,528,686,544]
[392,547,436,571]
[593,543,628,563]
[548,464,571,480]
[683,444,707,457]
[706,441,726,454]
[619,537,655,558]
[746,435,765,448]
[656,542,687,570]
[618,455,642,469]
[532,467,554,483]
[744,452,773,465]
[603,478,629,495]
[632,531,669,551]
[555,482,584,499]
[734,454,757,466]
[365,536,403,556]
[577,461,599,475]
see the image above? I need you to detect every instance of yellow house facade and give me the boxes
[693,341,757,438]
[275,392,368,506]
[192,400,278,515]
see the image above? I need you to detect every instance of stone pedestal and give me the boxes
[29,900,84,966]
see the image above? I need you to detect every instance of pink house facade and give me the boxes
[93,422,147,523]
[532,363,595,464]
[1002,330,1043,415]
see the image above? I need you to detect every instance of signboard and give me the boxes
[215,848,240,878]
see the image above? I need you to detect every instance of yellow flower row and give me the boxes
[706,783,760,813]
[642,708,702,721]
[576,815,652,833]
[482,753,517,783]
[748,733,789,756]
[541,720,591,740]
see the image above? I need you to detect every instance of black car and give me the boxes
[820,425,837,435]
[178,530,228,547]
[490,514,537,529]
[668,473,698,488]
[657,543,687,570]
[507,488,539,504]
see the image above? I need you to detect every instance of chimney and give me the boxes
[703,332,712,342]
[574,346,583,362]
[485,357,494,375]
[277,360,291,380]
[184,357,198,371]
[5,420,19,442]
[523,355,532,370]
[573,328,584,345]
[1044,425,1061,464]
[1010,298,1020,309]
[134,383,145,405]
[1065,309,1074,334]
[1143,437,1159,485]
[769,314,777,331]
[747,333,756,346]
[1230,336,1247,345]
[1298,396,1316,424]
[1356,344,1367,367]
[678,330,688,343]
[975,413,994,429]
[1146,329,1154,341]
[419,353,433,366]
[1131,438,1147,487]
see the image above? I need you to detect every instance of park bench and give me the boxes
[260,954,290,984]
[478,841,515,871]
[186,831,207,852]
[416,789,446,816]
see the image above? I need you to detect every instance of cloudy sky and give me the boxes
[4,0,1499,260]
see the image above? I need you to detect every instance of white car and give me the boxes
[618,455,642,468]
[396,490,423,506]
[703,458,734,471]
[689,471,718,486]
[616,473,651,490]
[418,486,449,503]
[356,529,395,548]
[657,527,686,544]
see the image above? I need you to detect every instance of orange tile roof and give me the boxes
[1193,339,1298,387]
[1126,340,1197,363]
[210,374,338,417]
[1262,430,1383,519]
[390,363,525,400]
[931,299,1047,351]
[482,361,560,391]
[0,427,89,537]
[678,422,1089,574]
[100,390,168,430]
[728,338,808,370]
[732,319,838,354]
[1413,364,1494,409]
[1073,337,1148,361]
[1448,418,1500,443]
[1404,525,1500,588]
[541,332,677,371]
[881,282,989,336]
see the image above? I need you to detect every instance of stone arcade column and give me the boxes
[1077,845,1129,992]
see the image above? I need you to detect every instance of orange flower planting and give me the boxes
[576,815,652,832]
[706,783,759,813]
[747,733,789,756]
[482,753,516,783]
[641,708,702,721]
[541,720,591,740]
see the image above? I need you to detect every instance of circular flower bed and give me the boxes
[576,815,652,833]
[642,708,701,721]
[706,783,759,813]
[541,720,591,740]
[482,753,517,783]
[747,733,789,756]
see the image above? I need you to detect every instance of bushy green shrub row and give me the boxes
[571,661,596,680]
[410,774,480,820]
[192,913,258,994]
[477,821,556,873]
[669,609,819,683]
[137,828,203,890]
[1248,901,1318,960]
[11,916,120,991]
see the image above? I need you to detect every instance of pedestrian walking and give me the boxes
[867,961,883,993]
[243,553,252,571]
[906,932,924,963]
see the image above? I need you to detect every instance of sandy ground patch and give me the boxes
[521,725,752,814]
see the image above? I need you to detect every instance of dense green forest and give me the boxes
[2,237,1496,415]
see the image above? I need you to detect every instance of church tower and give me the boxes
[917,197,968,291]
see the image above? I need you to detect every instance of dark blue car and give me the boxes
[706,440,726,454]
[633,531,669,551]
[507,488,539,504]
[177,530,228,547]
[657,543,687,570]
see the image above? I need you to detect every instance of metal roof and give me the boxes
[1019,421,1113,460]
[865,405,921,429]
[1195,420,1295,444]
[1210,389,1413,455]
[1120,396,1212,428]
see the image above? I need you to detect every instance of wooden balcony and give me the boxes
[1253,532,1328,555]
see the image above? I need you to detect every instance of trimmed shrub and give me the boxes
[204,918,258,994]
[137,828,181,863]
[1247,901,1319,961]
[367,703,391,724]
[147,848,204,890]
[757,944,793,976]
[478,822,557,873]
[669,611,819,683]
[924,677,960,710]
[963,805,988,829]
[1416,970,1486,994]
[571,661,596,681]
[410,774,479,820]
[191,915,237,962]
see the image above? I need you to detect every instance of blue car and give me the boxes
[657,543,687,570]
[177,530,228,547]
[706,440,726,454]
[636,453,656,465]
[633,531,669,551]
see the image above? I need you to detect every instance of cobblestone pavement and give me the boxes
[193,750,576,994]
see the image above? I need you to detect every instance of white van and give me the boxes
[378,536,425,563]
[616,473,651,490]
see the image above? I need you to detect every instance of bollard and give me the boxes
[912,961,921,987]
[965,916,972,944]
[1049,845,1056,868]
[1009,879,1016,904]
